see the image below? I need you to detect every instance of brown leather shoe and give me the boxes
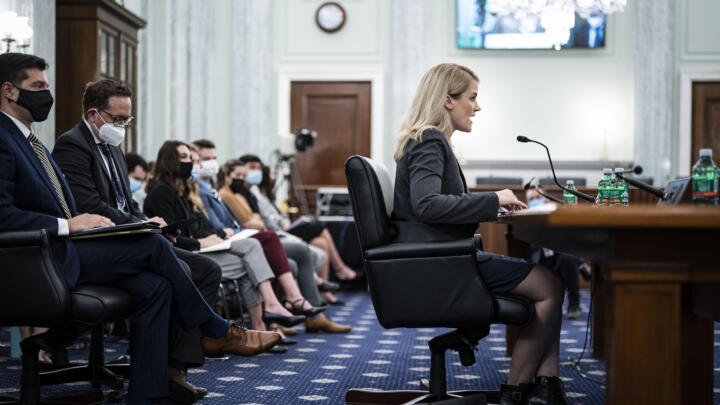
[201,323,281,357]
[168,368,207,403]
[304,316,352,333]
[271,323,298,336]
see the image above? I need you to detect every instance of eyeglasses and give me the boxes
[97,108,134,128]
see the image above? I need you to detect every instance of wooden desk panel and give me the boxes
[499,205,720,405]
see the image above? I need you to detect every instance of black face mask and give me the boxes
[178,161,193,179]
[11,85,54,122]
[230,178,246,194]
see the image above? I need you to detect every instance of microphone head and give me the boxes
[633,165,643,175]
[516,135,529,143]
[523,176,535,191]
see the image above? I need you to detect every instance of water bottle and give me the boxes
[692,149,719,205]
[614,167,629,206]
[563,180,578,205]
[598,168,613,205]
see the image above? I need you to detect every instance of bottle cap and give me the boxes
[603,168,612,174]
[700,148,712,158]
[566,179,574,185]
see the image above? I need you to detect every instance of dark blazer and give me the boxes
[52,122,143,225]
[144,181,220,251]
[392,128,499,243]
[0,112,81,287]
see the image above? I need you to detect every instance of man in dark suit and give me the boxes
[52,79,225,401]
[0,53,280,404]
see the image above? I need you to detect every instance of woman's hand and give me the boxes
[223,228,234,239]
[243,218,266,230]
[199,234,224,248]
[495,189,528,212]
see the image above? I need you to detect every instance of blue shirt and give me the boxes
[198,179,242,231]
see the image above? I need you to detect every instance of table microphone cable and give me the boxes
[563,276,605,385]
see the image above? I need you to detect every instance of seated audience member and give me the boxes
[143,141,306,339]
[50,78,232,401]
[193,145,350,333]
[239,155,356,305]
[525,188,582,319]
[0,52,280,405]
[187,144,326,323]
[125,152,149,210]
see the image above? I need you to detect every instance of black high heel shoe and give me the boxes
[526,376,569,405]
[262,311,306,327]
[284,298,327,317]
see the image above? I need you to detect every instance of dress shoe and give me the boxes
[526,376,569,405]
[281,337,298,345]
[168,368,206,403]
[275,324,298,336]
[202,323,281,357]
[267,345,288,354]
[304,316,352,333]
[318,280,340,292]
[499,383,530,405]
[566,306,582,320]
[284,298,327,317]
[262,311,306,327]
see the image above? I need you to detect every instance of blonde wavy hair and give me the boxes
[394,63,478,161]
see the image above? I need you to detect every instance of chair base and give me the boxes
[0,388,104,404]
[346,389,499,404]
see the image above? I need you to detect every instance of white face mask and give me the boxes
[199,159,219,178]
[93,110,126,146]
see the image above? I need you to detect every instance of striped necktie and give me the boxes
[27,133,72,218]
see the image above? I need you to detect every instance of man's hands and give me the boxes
[495,189,528,212]
[146,216,167,227]
[68,213,115,233]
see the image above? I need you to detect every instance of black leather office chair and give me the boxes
[0,230,134,404]
[344,156,535,405]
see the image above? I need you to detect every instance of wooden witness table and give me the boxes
[499,204,720,405]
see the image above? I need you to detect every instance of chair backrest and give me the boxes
[344,155,394,250]
[0,230,71,326]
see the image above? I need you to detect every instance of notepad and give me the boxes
[198,229,260,253]
[66,221,162,240]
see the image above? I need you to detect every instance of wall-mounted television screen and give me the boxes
[457,0,607,50]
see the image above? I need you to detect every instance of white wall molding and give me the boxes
[277,66,385,161]
[678,70,720,176]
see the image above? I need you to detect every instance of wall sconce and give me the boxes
[0,11,33,53]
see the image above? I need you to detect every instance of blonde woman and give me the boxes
[393,63,567,405]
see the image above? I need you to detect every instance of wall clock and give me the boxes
[316,2,346,33]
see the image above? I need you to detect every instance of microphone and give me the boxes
[613,166,643,176]
[614,171,666,200]
[524,176,564,203]
[516,135,596,203]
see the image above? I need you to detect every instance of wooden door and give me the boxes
[691,81,720,164]
[290,82,371,186]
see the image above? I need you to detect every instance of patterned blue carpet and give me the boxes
[1,290,719,404]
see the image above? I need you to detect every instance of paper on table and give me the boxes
[198,229,259,253]
[510,202,559,216]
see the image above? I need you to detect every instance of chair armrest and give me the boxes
[365,235,482,260]
[0,229,50,248]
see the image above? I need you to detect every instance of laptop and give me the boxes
[657,177,691,205]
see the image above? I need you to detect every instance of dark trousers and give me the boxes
[170,248,222,368]
[74,234,217,401]
[537,250,580,308]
